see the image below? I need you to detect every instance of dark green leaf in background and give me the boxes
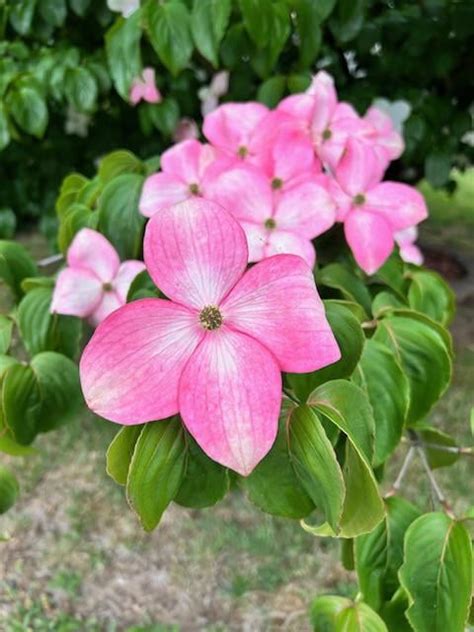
[191,0,231,67]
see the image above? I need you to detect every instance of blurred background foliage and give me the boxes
[0,0,472,238]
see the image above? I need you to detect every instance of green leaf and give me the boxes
[65,67,98,112]
[415,425,460,469]
[145,1,193,76]
[0,465,19,514]
[0,208,16,238]
[399,513,472,632]
[8,86,48,138]
[1,363,41,445]
[0,104,10,150]
[293,0,323,67]
[374,311,452,425]
[289,405,345,531]
[191,0,231,67]
[127,270,158,301]
[98,150,143,184]
[0,431,37,456]
[355,497,421,610]
[56,173,89,217]
[371,253,407,299]
[317,263,372,315]
[39,0,66,26]
[105,12,142,99]
[126,418,187,531]
[10,0,37,35]
[70,0,91,16]
[257,75,286,107]
[243,405,315,519]
[353,339,409,465]
[425,152,451,188]
[310,595,388,631]
[372,290,406,317]
[407,269,455,326]
[288,301,365,402]
[250,2,290,78]
[148,98,180,136]
[18,287,82,359]
[58,203,95,253]
[0,240,38,300]
[175,435,229,508]
[30,352,82,432]
[98,173,145,259]
[330,0,367,43]
[239,0,274,47]
[106,425,144,486]
[0,316,13,354]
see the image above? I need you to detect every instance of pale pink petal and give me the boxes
[144,198,248,309]
[317,124,349,169]
[266,230,316,269]
[332,102,359,122]
[80,299,204,424]
[142,83,161,104]
[400,244,423,265]
[364,182,428,230]
[274,180,336,238]
[344,210,394,275]
[221,254,340,373]
[179,327,281,475]
[335,138,384,197]
[210,70,229,97]
[173,118,199,142]
[365,106,404,160]
[206,165,273,223]
[277,94,315,127]
[327,178,353,221]
[240,221,267,261]
[89,290,122,327]
[130,82,145,105]
[203,102,269,156]
[308,71,338,133]
[67,228,120,283]
[161,140,216,184]
[51,267,102,318]
[138,172,189,217]
[254,127,317,184]
[114,260,146,302]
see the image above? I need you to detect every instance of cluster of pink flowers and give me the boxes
[51,71,428,475]
[140,70,427,274]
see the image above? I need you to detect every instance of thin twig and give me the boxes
[37,253,63,267]
[401,436,474,456]
[386,446,416,497]
[416,446,455,518]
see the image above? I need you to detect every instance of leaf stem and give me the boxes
[401,436,473,456]
[416,445,455,518]
[37,253,64,267]
[386,446,416,496]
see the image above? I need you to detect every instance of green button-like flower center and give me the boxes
[189,182,200,195]
[199,305,223,330]
[322,128,332,140]
[237,145,248,158]
[103,282,113,292]
[271,177,283,190]
[353,193,366,206]
[265,217,277,230]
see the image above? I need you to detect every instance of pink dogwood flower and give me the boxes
[199,71,230,117]
[139,139,230,217]
[208,165,335,268]
[80,199,340,475]
[51,228,145,326]
[364,106,404,162]
[333,139,427,274]
[130,68,162,105]
[395,226,423,265]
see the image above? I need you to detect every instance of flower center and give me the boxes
[102,282,113,292]
[322,128,332,140]
[237,145,248,158]
[271,177,283,190]
[189,182,200,195]
[199,305,223,330]
[353,193,366,206]
[265,217,277,230]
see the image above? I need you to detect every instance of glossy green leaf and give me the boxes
[0,316,13,354]
[239,0,274,47]
[8,86,48,138]
[289,405,345,531]
[372,290,406,317]
[191,0,231,67]
[293,0,323,67]
[145,1,193,76]
[370,254,407,299]
[374,311,452,425]
[10,0,37,35]
[126,418,187,531]
[106,425,144,486]
[407,269,455,326]
[250,2,290,78]
[1,363,41,445]
[105,12,142,99]
[65,67,98,112]
[288,301,365,402]
[148,98,180,136]
[330,0,367,43]
[58,203,95,252]
[317,263,372,315]
[257,75,286,107]
[0,465,19,514]
[243,405,315,519]
[39,0,66,26]
[0,105,10,150]
[30,352,82,432]
[98,150,143,184]
[55,173,89,217]
[0,240,38,300]
[353,339,409,465]
[399,512,472,632]
[126,270,159,302]
[310,595,388,631]
[355,497,421,610]
[175,435,229,508]
[415,425,460,469]
[98,173,145,259]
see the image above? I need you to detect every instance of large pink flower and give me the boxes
[51,228,145,326]
[80,199,340,475]
[139,140,230,217]
[333,139,427,274]
[208,166,335,268]
[130,68,162,105]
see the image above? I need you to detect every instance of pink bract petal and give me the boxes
[277,93,315,128]
[254,127,317,184]
[274,180,336,238]
[365,106,404,160]
[179,327,281,475]
[364,182,428,231]
[51,267,102,318]
[344,210,394,275]
[138,172,189,217]
[130,82,145,106]
[221,254,341,373]
[80,299,204,424]
[114,260,146,302]
[308,71,338,134]
[89,290,122,327]
[266,229,316,269]
[203,102,269,156]
[161,140,216,185]
[335,138,384,197]
[67,228,120,283]
[144,198,248,309]
[239,221,267,261]
[399,243,423,265]
[173,118,199,142]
